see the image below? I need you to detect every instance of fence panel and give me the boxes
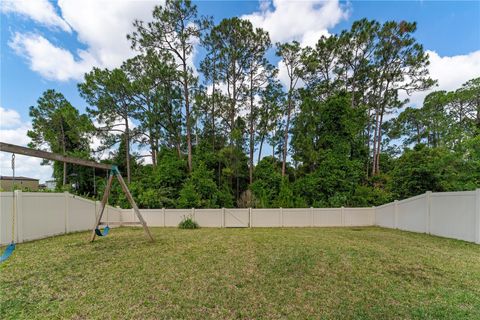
[138,209,164,227]
[0,193,14,245]
[225,208,249,227]
[376,203,395,228]
[430,192,476,242]
[344,208,375,226]
[67,195,96,232]
[194,209,222,227]
[165,209,189,227]
[313,208,342,226]
[283,208,311,227]
[396,194,427,233]
[251,208,281,227]
[21,193,65,242]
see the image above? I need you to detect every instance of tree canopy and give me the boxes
[27,1,479,208]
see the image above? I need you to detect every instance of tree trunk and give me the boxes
[183,54,192,173]
[125,117,131,184]
[150,129,157,167]
[365,107,372,179]
[257,134,265,164]
[375,107,385,174]
[371,108,380,175]
[60,121,67,186]
[63,162,67,186]
[282,81,294,177]
[249,72,255,184]
[212,54,217,152]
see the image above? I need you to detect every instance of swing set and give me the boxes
[0,142,154,263]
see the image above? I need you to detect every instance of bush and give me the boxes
[178,216,199,229]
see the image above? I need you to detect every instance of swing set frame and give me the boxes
[0,142,154,242]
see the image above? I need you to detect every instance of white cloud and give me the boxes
[9,32,96,81]
[0,108,53,183]
[403,50,480,107]
[7,0,163,82]
[0,107,22,129]
[57,0,163,70]
[242,0,348,47]
[243,0,347,89]
[1,0,71,32]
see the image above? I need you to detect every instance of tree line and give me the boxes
[27,0,480,208]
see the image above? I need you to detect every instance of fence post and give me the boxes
[192,207,195,221]
[475,189,480,244]
[248,207,252,228]
[341,206,345,226]
[222,207,225,228]
[280,207,283,227]
[115,206,122,225]
[162,207,166,227]
[310,207,314,227]
[394,200,399,229]
[15,190,23,243]
[425,191,432,234]
[64,191,70,234]
[372,206,376,226]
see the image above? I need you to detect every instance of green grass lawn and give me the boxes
[1,227,480,319]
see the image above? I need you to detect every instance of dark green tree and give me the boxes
[28,89,93,187]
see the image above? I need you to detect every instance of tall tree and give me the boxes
[276,41,303,176]
[369,21,435,175]
[78,68,137,183]
[28,90,93,186]
[129,0,209,172]
[244,26,273,184]
[257,80,284,163]
[123,51,183,164]
[201,17,253,140]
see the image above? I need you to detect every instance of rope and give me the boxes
[11,154,16,244]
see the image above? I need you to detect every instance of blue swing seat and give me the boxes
[0,243,16,263]
[95,226,110,237]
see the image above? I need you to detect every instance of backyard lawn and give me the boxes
[1,227,479,319]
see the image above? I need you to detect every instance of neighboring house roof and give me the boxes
[0,176,39,181]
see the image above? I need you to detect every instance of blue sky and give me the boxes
[1,0,479,181]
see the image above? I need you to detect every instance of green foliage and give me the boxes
[178,162,233,208]
[250,157,283,207]
[349,185,392,207]
[389,144,479,199]
[178,216,199,229]
[292,92,366,171]
[28,89,94,191]
[24,5,480,209]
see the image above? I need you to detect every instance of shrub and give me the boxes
[178,216,199,229]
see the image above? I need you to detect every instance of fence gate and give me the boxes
[224,208,249,227]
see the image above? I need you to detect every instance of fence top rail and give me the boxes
[376,202,395,210]
[397,193,427,205]
[430,191,475,197]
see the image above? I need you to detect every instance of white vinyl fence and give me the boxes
[376,190,480,243]
[1,189,479,245]
[118,207,376,228]
[0,191,122,245]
